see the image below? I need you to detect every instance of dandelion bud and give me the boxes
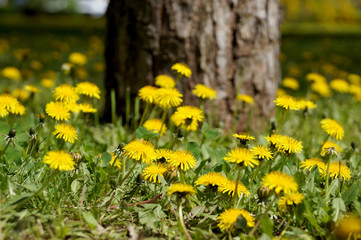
[29,127,36,136]
[39,113,45,124]
[257,185,271,202]
[270,121,276,134]
[71,152,82,162]
[8,128,16,138]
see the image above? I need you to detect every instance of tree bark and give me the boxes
[105,0,280,131]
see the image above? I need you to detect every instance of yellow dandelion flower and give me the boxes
[321,118,344,140]
[218,180,250,197]
[265,134,285,147]
[349,84,361,96]
[53,84,79,103]
[297,99,317,110]
[142,163,168,183]
[276,135,303,154]
[0,94,26,115]
[25,85,39,93]
[274,95,301,110]
[300,158,325,173]
[320,161,351,181]
[143,118,167,136]
[171,63,192,78]
[195,172,228,187]
[12,88,29,101]
[311,81,332,97]
[76,81,101,99]
[2,67,21,80]
[64,102,80,113]
[224,148,259,168]
[170,106,204,131]
[154,88,183,109]
[330,79,349,93]
[69,52,87,65]
[138,85,158,104]
[41,78,55,88]
[277,89,287,97]
[53,123,78,143]
[192,84,217,100]
[278,192,304,212]
[167,150,197,171]
[45,101,71,121]
[306,73,326,83]
[348,74,361,85]
[155,148,175,163]
[262,171,298,194]
[233,132,255,145]
[320,141,342,157]
[217,209,255,231]
[282,77,299,90]
[335,216,361,240]
[252,145,273,161]
[167,183,196,198]
[78,103,97,113]
[155,75,176,89]
[236,94,254,104]
[43,150,75,171]
[123,139,156,164]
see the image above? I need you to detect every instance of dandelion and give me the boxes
[0,94,26,116]
[262,171,298,194]
[334,216,361,240]
[348,74,361,85]
[142,163,167,183]
[330,79,349,93]
[236,94,254,104]
[25,85,40,93]
[278,192,304,212]
[2,67,21,80]
[123,139,156,164]
[138,85,158,104]
[167,183,196,198]
[274,95,300,110]
[78,103,97,113]
[155,75,176,89]
[320,161,351,181]
[170,106,204,131]
[195,172,228,188]
[76,81,101,99]
[68,52,87,65]
[154,88,183,109]
[43,150,75,171]
[0,105,9,118]
[12,88,29,101]
[218,180,250,197]
[53,84,79,103]
[53,123,78,143]
[321,118,344,140]
[41,78,55,88]
[171,63,192,78]
[143,118,167,136]
[233,132,255,145]
[311,81,332,97]
[61,63,73,74]
[192,84,217,100]
[320,141,342,156]
[300,158,325,173]
[282,77,299,90]
[252,145,273,161]
[276,135,303,154]
[298,99,317,110]
[306,73,326,83]
[167,150,197,171]
[217,209,255,231]
[224,148,259,168]
[155,149,174,166]
[45,101,71,121]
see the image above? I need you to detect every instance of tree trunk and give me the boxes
[105,0,280,131]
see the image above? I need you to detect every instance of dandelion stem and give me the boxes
[248,198,275,236]
[0,141,11,160]
[156,110,167,147]
[178,203,192,240]
[274,110,286,134]
[228,167,241,208]
[138,102,150,127]
[119,161,138,187]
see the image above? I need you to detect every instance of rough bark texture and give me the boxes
[105,0,280,131]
